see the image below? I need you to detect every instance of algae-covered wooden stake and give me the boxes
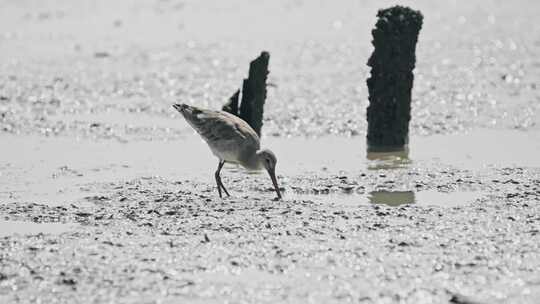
[366,6,423,151]
[239,51,270,136]
[222,89,240,115]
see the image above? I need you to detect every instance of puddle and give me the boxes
[292,190,487,207]
[0,134,215,206]
[0,128,537,206]
[266,129,540,172]
[0,220,78,237]
[369,190,487,207]
[1,184,101,207]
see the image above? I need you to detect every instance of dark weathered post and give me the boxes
[222,52,269,136]
[366,6,423,151]
[239,51,269,136]
[222,89,240,115]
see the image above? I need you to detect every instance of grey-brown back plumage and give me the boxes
[175,103,261,166]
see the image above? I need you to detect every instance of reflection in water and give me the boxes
[369,191,415,206]
[366,146,410,170]
[294,190,486,207]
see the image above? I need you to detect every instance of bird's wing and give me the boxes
[182,105,261,151]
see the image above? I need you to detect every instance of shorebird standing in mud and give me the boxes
[173,103,282,199]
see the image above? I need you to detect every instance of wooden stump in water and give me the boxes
[366,6,423,151]
[223,52,270,137]
[239,51,269,137]
[222,89,240,115]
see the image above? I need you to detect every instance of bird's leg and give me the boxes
[215,160,230,198]
[215,161,223,198]
[218,161,230,197]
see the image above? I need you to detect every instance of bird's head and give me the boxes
[256,149,282,199]
[257,149,277,171]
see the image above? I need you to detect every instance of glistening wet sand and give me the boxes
[1,0,540,303]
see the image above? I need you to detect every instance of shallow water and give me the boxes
[0,220,78,237]
[0,129,538,205]
[293,190,487,207]
[268,129,540,172]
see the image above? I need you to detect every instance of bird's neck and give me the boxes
[242,152,264,171]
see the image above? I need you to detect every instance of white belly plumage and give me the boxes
[207,139,242,163]
[206,139,262,170]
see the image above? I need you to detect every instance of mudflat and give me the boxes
[1,1,539,303]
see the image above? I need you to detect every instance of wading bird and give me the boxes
[173,103,282,199]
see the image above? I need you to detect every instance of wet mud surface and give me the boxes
[1,0,540,303]
[1,136,540,303]
[1,170,540,303]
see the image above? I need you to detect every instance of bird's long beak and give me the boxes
[268,168,282,199]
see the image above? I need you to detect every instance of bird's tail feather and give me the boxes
[173,103,188,113]
[173,103,201,116]
[173,103,207,127]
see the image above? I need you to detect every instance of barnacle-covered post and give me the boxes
[366,6,423,151]
[239,51,269,136]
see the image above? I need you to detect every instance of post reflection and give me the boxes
[368,190,415,206]
[366,145,410,170]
